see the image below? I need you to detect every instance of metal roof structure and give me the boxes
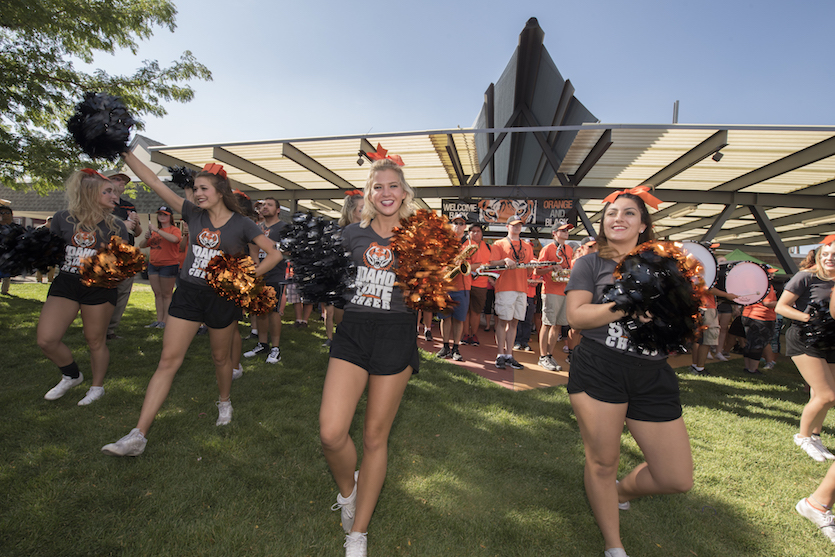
[145,18,835,275]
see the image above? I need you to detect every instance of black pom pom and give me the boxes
[167,166,196,189]
[0,224,66,275]
[601,241,702,354]
[67,92,134,161]
[278,213,356,305]
[801,300,835,352]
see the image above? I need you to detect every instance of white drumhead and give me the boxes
[681,241,717,288]
[725,262,770,306]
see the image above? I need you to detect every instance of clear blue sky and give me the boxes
[90,0,835,146]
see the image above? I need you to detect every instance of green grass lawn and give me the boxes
[0,283,832,556]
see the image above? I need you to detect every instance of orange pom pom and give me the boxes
[79,236,147,288]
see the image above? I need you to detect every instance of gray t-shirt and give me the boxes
[178,200,264,287]
[259,220,288,284]
[566,252,665,360]
[784,271,833,313]
[51,210,129,276]
[342,223,412,314]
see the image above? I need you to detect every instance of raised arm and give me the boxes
[121,151,185,214]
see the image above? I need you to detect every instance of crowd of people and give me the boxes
[9,155,835,556]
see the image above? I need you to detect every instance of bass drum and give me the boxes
[723,261,770,306]
[680,241,717,288]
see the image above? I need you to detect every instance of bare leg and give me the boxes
[136,317,201,434]
[37,296,82,368]
[209,323,236,401]
[570,392,629,551]
[618,417,693,502]
[793,355,835,438]
[80,303,116,386]
[353,368,412,532]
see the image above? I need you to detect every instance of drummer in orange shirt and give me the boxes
[741,283,778,374]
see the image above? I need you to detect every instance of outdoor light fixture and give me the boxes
[712,151,724,162]
[357,151,366,166]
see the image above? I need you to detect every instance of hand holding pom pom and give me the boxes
[390,209,460,313]
[167,166,196,190]
[601,240,706,354]
[205,253,258,306]
[67,92,134,161]
[79,236,147,288]
[801,300,835,352]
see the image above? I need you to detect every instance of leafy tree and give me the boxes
[1,0,211,193]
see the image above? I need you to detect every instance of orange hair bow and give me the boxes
[367,143,405,166]
[602,185,661,210]
[232,189,250,200]
[345,189,363,197]
[821,234,835,246]
[202,163,227,179]
[81,168,108,180]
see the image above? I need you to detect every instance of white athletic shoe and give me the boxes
[266,346,281,364]
[796,497,835,543]
[216,399,232,426]
[343,532,367,557]
[332,471,359,533]
[101,428,147,457]
[812,436,835,460]
[44,373,84,400]
[616,480,630,510]
[232,365,243,380]
[77,386,104,406]
[795,434,827,462]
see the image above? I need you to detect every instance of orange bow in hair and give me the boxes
[345,189,363,197]
[366,143,405,166]
[602,185,662,210]
[202,163,227,179]
[81,168,109,180]
[822,234,835,246]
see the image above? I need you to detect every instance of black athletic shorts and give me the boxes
[742,317,774,360]
[567,337,682,422]
[786,324,835,363]
[330,311,420,375]
[168,280,243,329]
[265,280,285,314]
[48,272,117,306]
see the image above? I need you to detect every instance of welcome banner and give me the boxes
[441,198,577,228]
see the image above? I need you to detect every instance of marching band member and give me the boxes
[436,213,471,361]
[535,223,574,371]
[462,222,492,346]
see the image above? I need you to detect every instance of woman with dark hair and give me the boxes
[319,158,418,557]
[565,187,693,557]
[140,206,181,328]
[38,169,129,405]
[101,153,282,457]
[776,236,835,462]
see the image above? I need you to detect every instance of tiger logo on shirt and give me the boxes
[363,243,393,271]
[63,230,98,273]
[197,229,220,249]
[72,230,97,249]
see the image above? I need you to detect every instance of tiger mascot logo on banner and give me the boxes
[477,199,535,224]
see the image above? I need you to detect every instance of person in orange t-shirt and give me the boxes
[462,222,492,346]
[488,216,534,370]
[436,214,471,361]
[140,206,182,328]
[534,223,574,371]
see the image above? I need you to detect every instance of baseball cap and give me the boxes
[581,236,596,246]
[157,206,172,215]
[506,216,523,225]
[552,223,575,233]
[104,170,131,182]
[450,213,467,224]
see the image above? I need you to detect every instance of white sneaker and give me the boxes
[715,352,729,362]
[562,345,570,353]
[796,498,835,543]
[77,386,104,406]
[604,548,629,557]
[795,434,827,462]
[706,351,715,360]
[232,365,243,380]
[101,428,147,456]
[812,436,835,460]
[266,346,281,364]
[332,470,359,533]
[44,373,84,400]
[764,360,776,370]
[343,531,367,557]
[538,355,558,371]
[216,400,232,426]
[616,480,630,510]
